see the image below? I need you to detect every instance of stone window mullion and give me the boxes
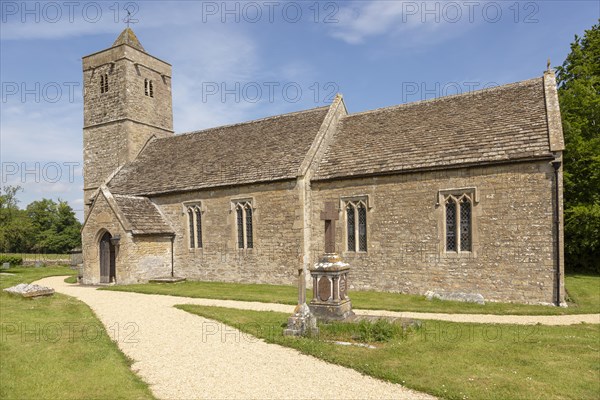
[455,197,461,252]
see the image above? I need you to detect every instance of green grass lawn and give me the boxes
[0,267,154,400]
[178,304,600,400]
[103,273,600,315]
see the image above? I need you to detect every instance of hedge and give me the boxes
[0,255,23,266]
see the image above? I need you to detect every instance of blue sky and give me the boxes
[1,1,598,221]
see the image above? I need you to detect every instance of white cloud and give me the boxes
[327,1,477,46]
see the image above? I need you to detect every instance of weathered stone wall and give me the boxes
[81,192,127,285]
[82,45,172,128]
[82,44,173,209]
[310,160,561,304]
[127,236,173,281]
[81,192,171,284]
[152,180,304,285]
[83,160,561,304]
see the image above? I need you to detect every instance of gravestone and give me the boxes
[1,263,9,270]
[308,202,355,321]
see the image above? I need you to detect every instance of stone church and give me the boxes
[81,28,566,305]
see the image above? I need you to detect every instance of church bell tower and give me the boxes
[82,28,173,214]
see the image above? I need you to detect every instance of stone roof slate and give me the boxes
[314,77,553,180]
[109,106,330,196]
[113,195,173,235]
[109,77,555,195]
[112,28,145,52]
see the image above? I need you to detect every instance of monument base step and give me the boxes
[149,276,186,283]
[309,300,355,322]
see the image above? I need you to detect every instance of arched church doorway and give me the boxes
[99,232,116,283]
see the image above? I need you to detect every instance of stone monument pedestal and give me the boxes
[309,253,355,321]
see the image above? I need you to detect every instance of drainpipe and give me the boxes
[551,159,562,306]
[170,235,175,278]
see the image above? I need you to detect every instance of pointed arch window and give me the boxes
[444,194,473,253]
[345,199,368,252]
[234,200,253,249]
[100,73,109,94]
[186,204,203,249]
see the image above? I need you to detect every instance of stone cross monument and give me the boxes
[322,201,338,255]
[309,202,355,321]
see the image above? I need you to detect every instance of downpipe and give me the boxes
[551,159,562,306]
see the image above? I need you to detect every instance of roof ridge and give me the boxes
[113,194,148,200]
[161,105,329,140]
[346,76,543,118]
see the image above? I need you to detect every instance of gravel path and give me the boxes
[35,276,434,400]
[355,309,600,325]
[37,276,599,326]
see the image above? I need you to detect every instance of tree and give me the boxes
[556,20,600,273]
[0,187,82,254]
[26,199,82,253]
[0,186,34,253]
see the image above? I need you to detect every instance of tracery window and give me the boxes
[234,201,253,249]
[186,204,202,249]
[444,194,472,252]
[346,200,367,252]
[100,73,109,93]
